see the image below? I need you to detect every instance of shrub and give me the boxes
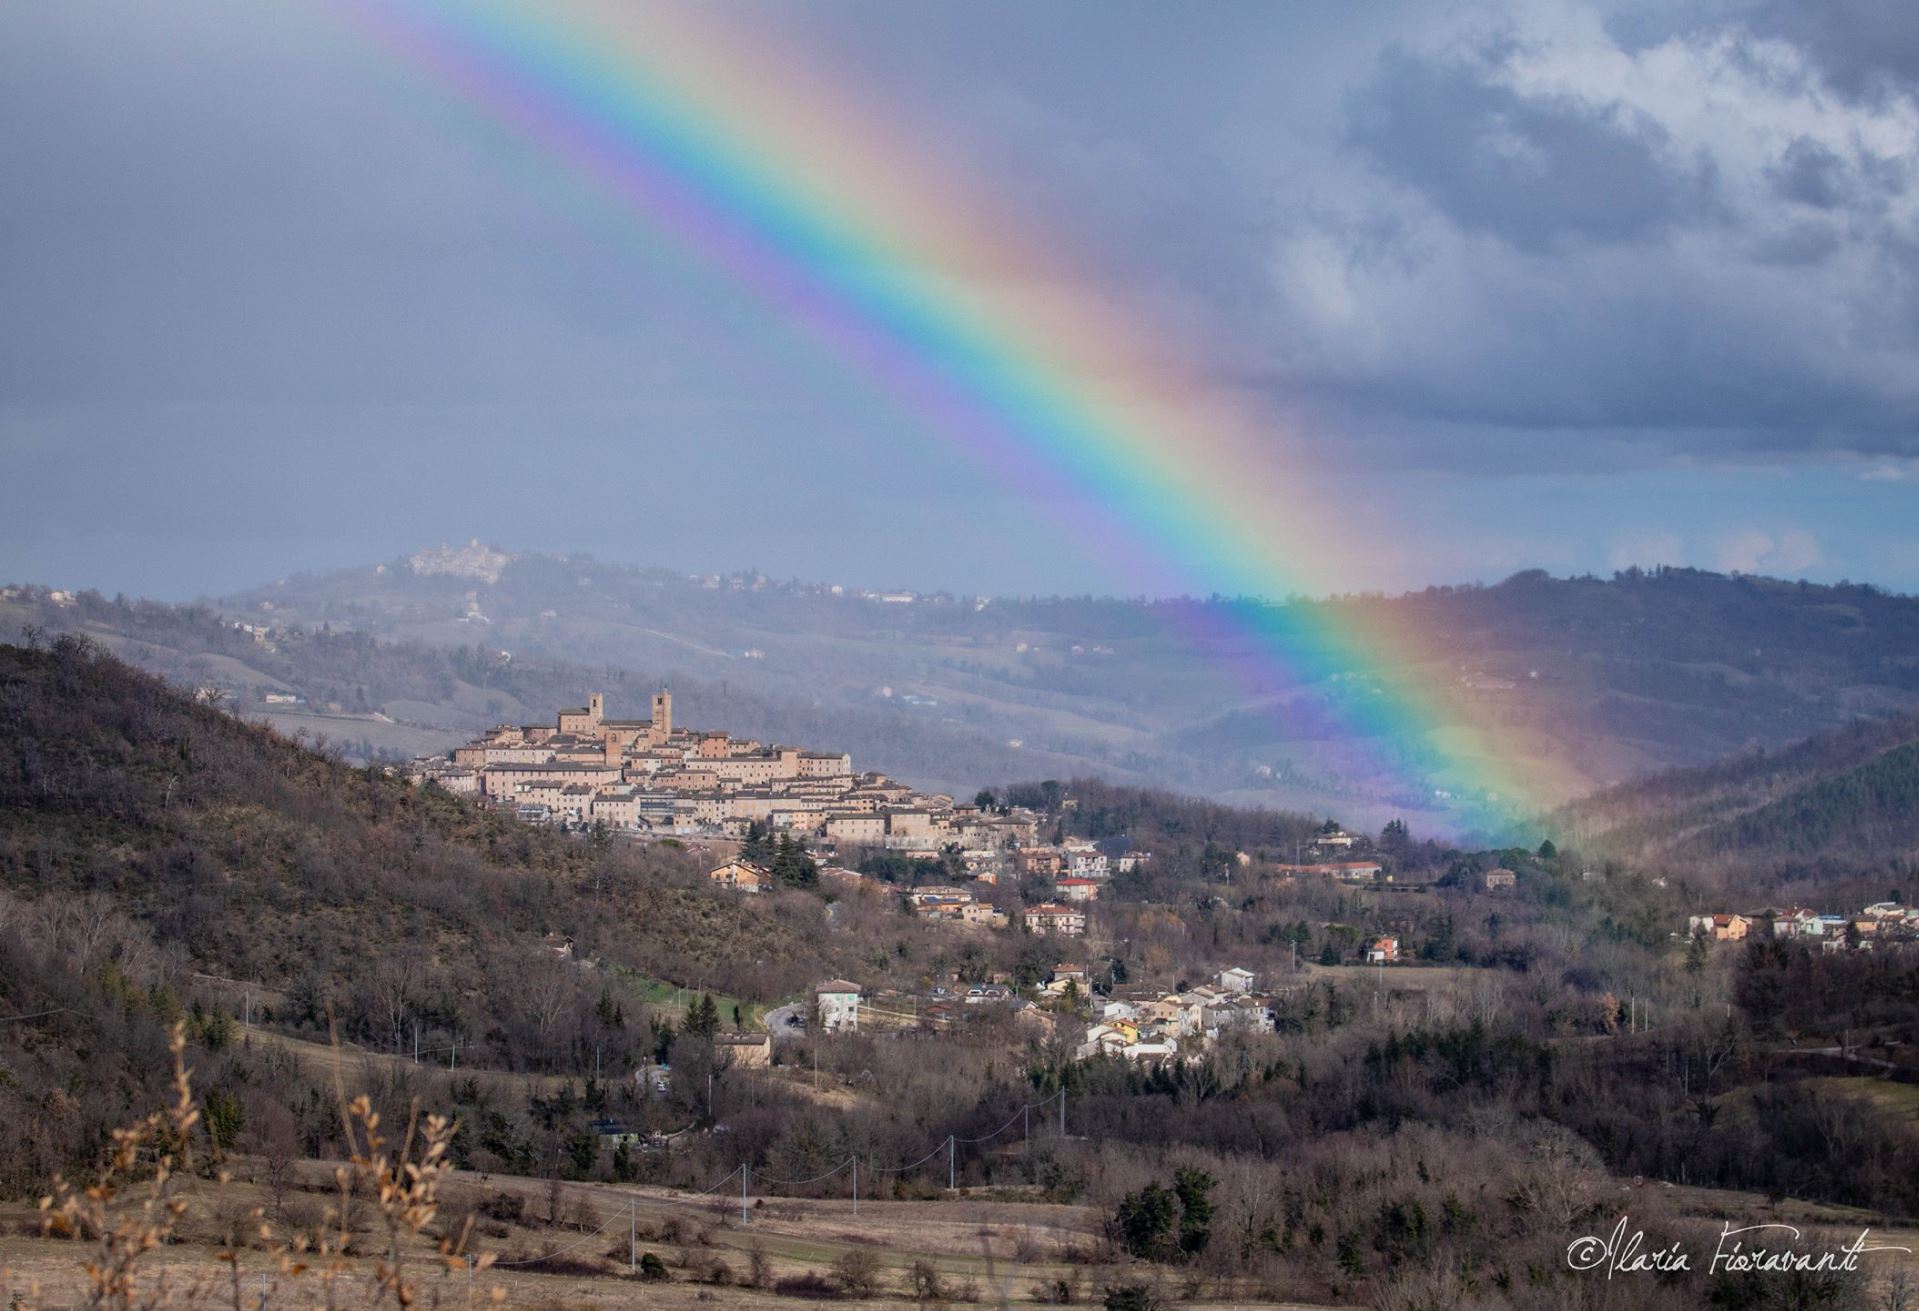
[773,1271,843,1299]
[833,1247,881,1298]
[480,1191,527,1225]
[1102,1284,1162,1311]
[908,1259,946,1304]
[1032,1273,1082,1304]
[639,1251,669,1282]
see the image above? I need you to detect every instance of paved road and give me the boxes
[765,1003,806,1042]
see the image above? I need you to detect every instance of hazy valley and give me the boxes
[11,552,1919,839]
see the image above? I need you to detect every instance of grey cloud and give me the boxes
[1745,0,1919,107]
[8,0,1919,600]
[1748,219,1841,266]
[1769,137,1849,209]
[1345,47,1714,252]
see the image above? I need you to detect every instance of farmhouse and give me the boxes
[815,980,862,1033]
[1366,936,1400,964]
[708,859,770,894]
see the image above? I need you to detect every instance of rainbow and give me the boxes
[329,0,1570,832]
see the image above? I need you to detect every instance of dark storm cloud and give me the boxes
[1245,13,1919,467]
[1346,47,1715,251]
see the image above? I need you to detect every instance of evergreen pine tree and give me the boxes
[686,993,720,1038]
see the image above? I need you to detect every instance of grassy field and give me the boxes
[0,1161,1335,1311]
[1797,1076,1919,1120]
[10,1153,1919,1311]
[610,966,771,1030]
[233,1023,582,1101]
[10,1101,1919,1311]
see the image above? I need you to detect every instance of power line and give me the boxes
[0,1006,71,1024]
[489,1166,744,1268]
[864,1140,948,1176]
[488,1209,621,1267]
[750,1156,854,1188]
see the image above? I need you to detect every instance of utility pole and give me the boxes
[852,1156,859,1216]
[1023,1103,1030,1159]
[413,1022,420,1066]
[629,1197,636,1272]
[1058,1088,1066,1139]
[947,1136,955,1192]
[741,1165,749,1226]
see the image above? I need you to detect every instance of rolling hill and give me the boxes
[12,555,1919,833]
[1558,712,1919,876]
[0,634,874,1189]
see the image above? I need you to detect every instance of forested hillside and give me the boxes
[1558,712,1919,879]
[0,636,860,1189]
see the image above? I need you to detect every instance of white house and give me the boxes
[1063,845,1109,878]
[1204,996,1274,1036]
[815,980,862,1033]
[1771,908,1819,939]
[1024,904,1088,937]
[1217,966,1256,995]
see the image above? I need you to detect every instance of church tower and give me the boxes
[651,688,672,736]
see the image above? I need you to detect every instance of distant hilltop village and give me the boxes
[409,690,1038,852]
[408,538,514,584]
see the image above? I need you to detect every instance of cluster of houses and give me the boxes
[904,884,1010,929]
[1687,901,1918,948]
[708,837,1151,940]
[802,964,1282,1065]
[1271,858,1386,882]
[1076,965,1281,1062]
[1260,830,1422,886]
[409,691,1038,851]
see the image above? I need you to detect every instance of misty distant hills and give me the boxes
[8,555,1919,831]
[0,587,1092,805]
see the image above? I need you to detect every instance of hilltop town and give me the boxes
[410,693,1358,1068]
[409,689,1037,851]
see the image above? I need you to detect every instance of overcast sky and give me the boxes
[4,0,1918,600]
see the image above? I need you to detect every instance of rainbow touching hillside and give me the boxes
[330,0,1580,831]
